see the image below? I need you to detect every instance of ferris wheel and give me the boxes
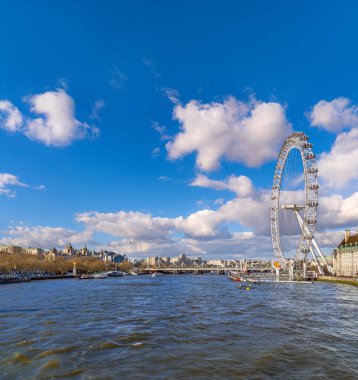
[271,131,331,274]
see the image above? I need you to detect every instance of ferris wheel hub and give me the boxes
[281,204,305,210]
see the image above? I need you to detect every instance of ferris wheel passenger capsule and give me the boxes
[307,167,318,174]
[305,217,317,224]
[305,153,316,159]
[302,142,313,148]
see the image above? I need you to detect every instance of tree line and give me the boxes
[0,253,133,274]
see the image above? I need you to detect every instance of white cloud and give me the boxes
[0,173,46,198]
[76,211,176,243]
[166,96,291,171]
[161,87,180,104]
[318,124,358,188]
[0,89,99,147]
[25,89,99,147]
[152,121,171,141]
[34,184,46,191]
[308,97,358,188]
[190,174,254,197]
[110,66,127,89]
[74,174,270,242]
[179,233,274,260]
[152,147,161,158]
[158,175,172,181]
[0,225,92,249]
[0,173,28,198]
[0,100,23,132]
[319,192,358,229]
[90,99,105,121]
[142,58,161,78]
[309,97,358,132]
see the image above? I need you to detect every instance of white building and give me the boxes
[22,247,45,256]
[171,254,190,266]
[45,247,58,261]
[207,260,225,267]
[0,245,22,254]
[62,243,75,256]
[333,230,358,277]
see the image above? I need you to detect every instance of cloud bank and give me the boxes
[0,89,99,147]
[309,97,358,133]
[309,97,358,188]
[166,96,291,171]
[0,173,45,198]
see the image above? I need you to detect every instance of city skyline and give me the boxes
[1,1,358,260]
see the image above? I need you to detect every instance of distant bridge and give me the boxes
[140,263,272,274]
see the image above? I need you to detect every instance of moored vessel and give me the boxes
[227,271,244,282]
[93,273,108,279]
[79,274,95,279]
[106,271,124,277]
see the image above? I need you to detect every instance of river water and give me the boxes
[0,275,357,379]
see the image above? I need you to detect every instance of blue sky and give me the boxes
[0,1,358,259]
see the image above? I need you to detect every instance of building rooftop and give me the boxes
[338,231,358,247]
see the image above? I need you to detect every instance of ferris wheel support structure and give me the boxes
[284,205,333,274]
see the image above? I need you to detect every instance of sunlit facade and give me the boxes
[333,230,358,277]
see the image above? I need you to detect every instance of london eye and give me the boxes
[271,132,331,275]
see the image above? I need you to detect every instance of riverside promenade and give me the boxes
[317,276,358,287]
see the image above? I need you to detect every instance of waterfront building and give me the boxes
[171,253,190,266]
[102,251,126,263]
[62,243,75,256]
[99,250,109,261]
[0,245,22,255]
[78,245,90,256]
[160,257,171,265]
[191,257,206,266]
[144,256,160,268]
[207,260,225,267]
[22,247,45,256]
[45,247,58,261]
[143,256,171,268]
[333,230,358,277]
[111,253,126,263]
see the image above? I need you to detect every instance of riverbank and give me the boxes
[317,276,358,287]
[0,274,73,284]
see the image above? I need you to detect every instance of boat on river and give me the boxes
[0,274,31,284]
[106,271,125,277]
[152,272,163,277]
[247,277,260,284]
[79,274,95,279]
[227,271,244,282]
[94,273,108,279]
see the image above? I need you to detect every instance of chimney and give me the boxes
[345,229,350,244]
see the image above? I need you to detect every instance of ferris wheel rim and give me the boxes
[271,131,319,269]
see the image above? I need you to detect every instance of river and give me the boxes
[0,275,357,379]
